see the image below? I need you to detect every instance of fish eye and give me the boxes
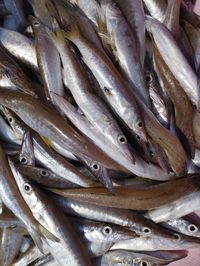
[117,135,127,144]
[142,227,151,235]
[23,183,32,194]
[145,74,153,83]
[8,117,13,123]
[139,260,151,266]
[20,157,27,164]
[187,224,198,233]
[136,135,141,141]
[173,233,181,241]
[104,87,111,95]
[137,121,143,128]
[40,170,48,177]
[92,163,100,171]
[102,226,112,236]
[33,21,40,27]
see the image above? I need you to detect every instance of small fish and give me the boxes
[49,176,199,210]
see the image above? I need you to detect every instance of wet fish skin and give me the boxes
[110,229,200,251]
[3,0,27,31]
[146,16,200,109]
[163,0,182,41]
[0,46,37,97]
[93,249,175,266]
[146,190,200,223]
[116,0,146,66]
[0,228,23,266]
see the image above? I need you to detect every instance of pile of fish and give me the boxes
[1,0,200,265]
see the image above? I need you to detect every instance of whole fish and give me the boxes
[64,24,147,142]
[49,176,199,210]
[10,160,92,266]
[51,30,134,165]
[53,196,169,237]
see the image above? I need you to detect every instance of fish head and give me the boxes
[8,159,39,211]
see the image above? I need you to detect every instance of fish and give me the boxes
[115,0,146,67]
[30,16,64,102]
[163,0,182,41]
[49,176,199,210]
[152,40,195,156]
[146,189,200,222]
[100,0,149,105]
[162,216,200,238]
[64,23,147,142]
[17,165,82,188]
[51,30,135,165]
[110,230,200,251]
